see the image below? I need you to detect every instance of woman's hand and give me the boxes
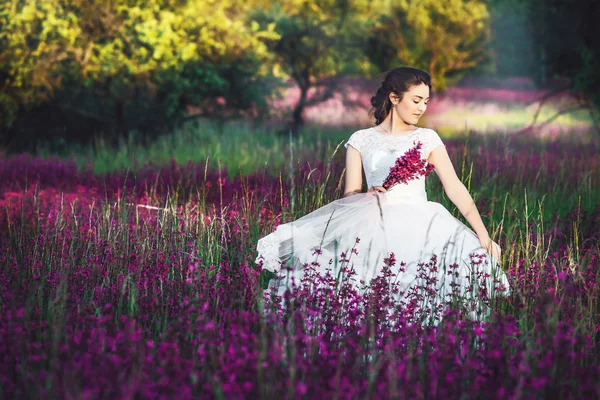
[367,186,387,194]
[480,237,502,261]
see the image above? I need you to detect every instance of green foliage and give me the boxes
[0,92,18,128]
[253,0,380,78]
[367,0,490,91]
[575,46,600,103]
[249,0,383,133]
[486,0,600,133]
[3,0,595,145]
[574,45,600,131]
[484,0,536,78]
[0,0,280,146]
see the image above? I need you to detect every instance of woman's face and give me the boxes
[390,83,430,125]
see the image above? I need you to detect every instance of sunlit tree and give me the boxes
[250,0,385,135]
[0,0,279,139]
[367,0,490,91]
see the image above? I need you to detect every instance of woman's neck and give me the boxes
[377,118,415,134]
[380,108,415,133]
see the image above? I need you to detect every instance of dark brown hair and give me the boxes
[369,67,432,125]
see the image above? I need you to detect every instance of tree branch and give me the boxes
[514,103,590,135]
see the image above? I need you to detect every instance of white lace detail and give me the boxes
[344,127,445,189]
[256,233,284,272]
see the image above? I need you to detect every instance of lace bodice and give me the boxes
[344,127,445,200]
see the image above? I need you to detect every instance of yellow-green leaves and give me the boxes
[0,0,279,118]
[372,0,490,90]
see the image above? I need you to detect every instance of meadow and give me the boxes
[1,93,599,398]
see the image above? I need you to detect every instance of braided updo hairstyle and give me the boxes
[369,67,432,125]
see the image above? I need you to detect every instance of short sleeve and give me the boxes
[427,129,445,156]
[344,130,363,152]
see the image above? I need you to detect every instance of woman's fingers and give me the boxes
[481,238,502,261]
[368,186,387,193]
[491,241,502,260]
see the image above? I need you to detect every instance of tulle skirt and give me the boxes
[256,186,511,317]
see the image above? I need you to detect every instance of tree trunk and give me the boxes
[114,99,126,141]
[289,84,307,136]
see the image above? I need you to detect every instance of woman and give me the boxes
[256,67,510,310]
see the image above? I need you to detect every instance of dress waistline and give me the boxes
[384,185,427,204]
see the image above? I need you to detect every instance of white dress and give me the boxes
[256,127,510,314]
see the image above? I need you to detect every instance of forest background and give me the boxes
[0,0,598,155]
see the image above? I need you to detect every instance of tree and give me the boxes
[518,0,600,132]
[250,0,383,135]
[485,0,600,133]
[0,0,280,148]
[366,0,491,91]
[485,0,536,78]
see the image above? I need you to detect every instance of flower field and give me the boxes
[279,77,595,139]
[1,127,599,398]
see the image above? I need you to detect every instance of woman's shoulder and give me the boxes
[417,126,437,135]
[351,127,374,138]
[417,127,445,154]
[417,127,442,141]
[344,127,373,151]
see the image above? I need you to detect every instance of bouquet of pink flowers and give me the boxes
[382,141,435,190]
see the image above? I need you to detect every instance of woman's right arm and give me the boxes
[343,145,363,197]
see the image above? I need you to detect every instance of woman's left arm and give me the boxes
[428,146,491,244]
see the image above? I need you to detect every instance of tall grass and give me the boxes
[35,120,351,176]
[1,125,599,398]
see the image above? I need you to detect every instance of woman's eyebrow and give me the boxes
[413,95,430,100]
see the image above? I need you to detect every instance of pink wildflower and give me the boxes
[382,141,435,189]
